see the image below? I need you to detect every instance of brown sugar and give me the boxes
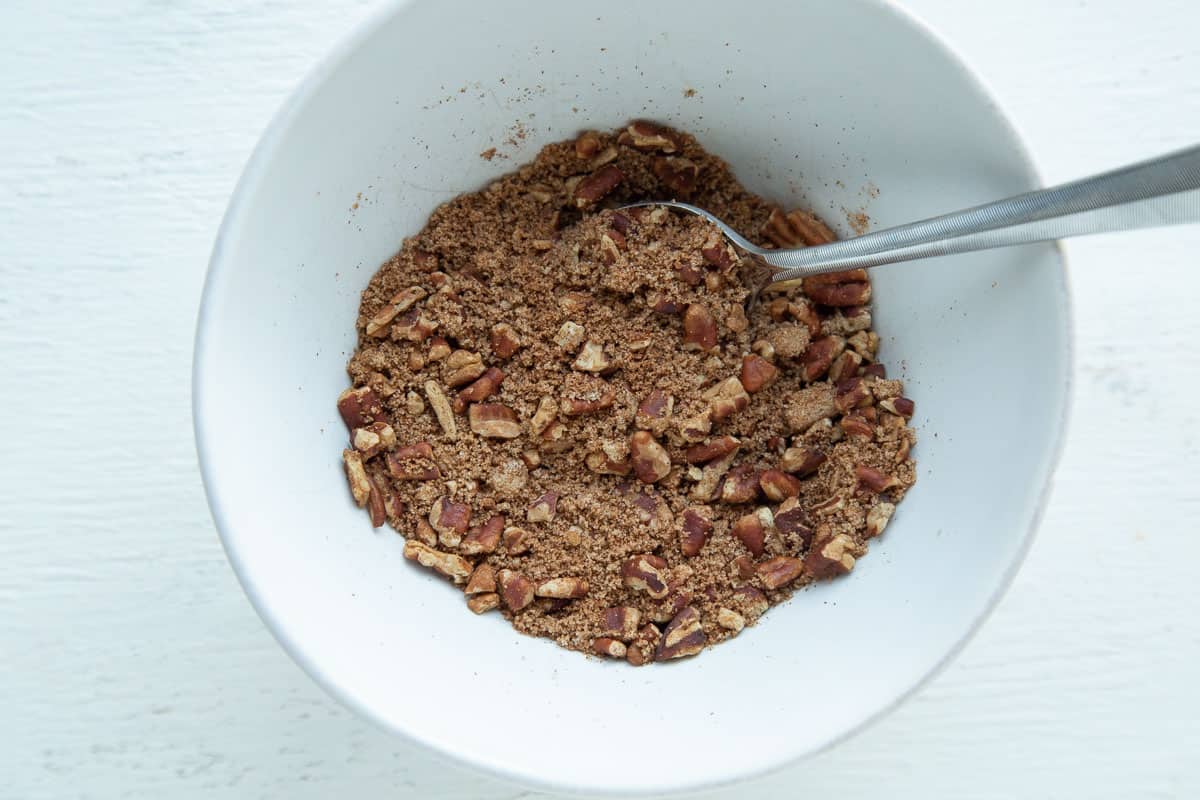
[336,121,917,664]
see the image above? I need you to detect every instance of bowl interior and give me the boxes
[195,0,1070,793]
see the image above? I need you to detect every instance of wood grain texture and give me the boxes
[1,0,1197,797]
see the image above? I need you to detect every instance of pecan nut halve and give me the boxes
[762,207,836,248]
[655,606,707,660]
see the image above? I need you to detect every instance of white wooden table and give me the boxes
[3,1,1198,797]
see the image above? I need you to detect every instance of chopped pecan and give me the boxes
[879,396,915,418]
[740,354,779,393]
[762,207,836,247]
[423,380,457,438]
[626,623,662,666]
[704,377,750,422]
[855,465,901,493]
[678,409,713,443]
[468,403,521,438]
[466,593,500,614]
[572,164,624,208]
[757,556,804,590]
[502,525,533,555]
[732,511,766,556]
[731,585,769,619]
[804,533,858,579]
[779,446,825,476]
[574,130,601,159]
[573,341,612,373]
[527,492,558,523]
[720,464,760,504]
[655,606,706,660]
[386,442,439,481]
[679,506,714,557]
[460,514,504,555]
[635,389,674,434]
[828,349,863,383]
[365,286,426,337]
[690,449,735,502]
[834,377,873,413]
[716,607,746,633]
[464,563,497,595]
[428,496,471,547]
[351,421,396,460]
[759,469,802,501]
[653,156,699,196]
[621,120,682,152]
[630,431,671,484]
[497,569,536,612]
[801,335,846,382]
[403,540,472,584]
[535,577,589,599]
[601,606,642,641]
[802,269,872,307]
[773,496,814,549]
[682,304,719,351]
[866,502,897,537]
[621,554,670,599]
[337,386,385,430]
[685,435,740,464]
[342,449,371,507]
[593,637,628,658]
[767,323,810,360]
[489,322,521,359]
[454,367,505,412]
[840,414,875,440]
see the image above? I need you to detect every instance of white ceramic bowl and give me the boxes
[194,0,1071,794]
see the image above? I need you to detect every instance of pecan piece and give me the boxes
[454,367,504,412]
[828,349,863,384]
[731,585,769,619]
[732,511,766,556]
[351,421,396,460]
[720,464,760,504]
[800,335,846,381]
[593,637,628,658]
[621,120,682,152]
[879,396,915,418]
[679,506,714,557]
[762,207,836,247]
[740,354,779,393]
[428,496,471,547]
[635,389,674,434]
[767,323,810,360]
[717,608,746,634]
[460,514,504,555]
[757,556,804,590]
[682,304,719,351]
[704,377,750,422]
[337,386,385,430]
[866,502,897,537]
[527,492,558,523]
[855,465,901,493]
[466,593,500,614]
[386,442,439,481]
[685,435,740,464]
[653,156,699,196]
[468,403,521,439]
[342,449,371,507]
[489,322,521,360]
[655,606,707,660]
[423,380,457,438]
[804,533,858,579]
[601,606,642,641]
[502,525,533,555]
[759,469,802,501]
[779,447,825,476]
[572,164,624,208]
[365,286,426,337]
[574,130,601,159]
[773,496,815,549]
[621,554,670,599]
[840,414,875,440]
[834,377,873,413]
[573,341,612,373]
[497,569,536,612]
[629,431,671,484]
[403,540,472,584]
[626,623,662,667]
[535,577,589,599]
[802,269,872,307]
[464,564,497,595]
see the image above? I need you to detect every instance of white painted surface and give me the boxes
[1,0,1196,797]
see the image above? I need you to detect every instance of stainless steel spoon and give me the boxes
[623,143,1200,295]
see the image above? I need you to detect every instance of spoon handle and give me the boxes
[763,144,1200,283]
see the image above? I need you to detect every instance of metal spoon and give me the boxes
[623,144,1200,298]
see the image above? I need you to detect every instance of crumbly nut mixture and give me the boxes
[336,121,917,664]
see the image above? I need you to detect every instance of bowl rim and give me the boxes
[192,0,1075,794]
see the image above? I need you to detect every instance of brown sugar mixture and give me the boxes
[336,122,917,664]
